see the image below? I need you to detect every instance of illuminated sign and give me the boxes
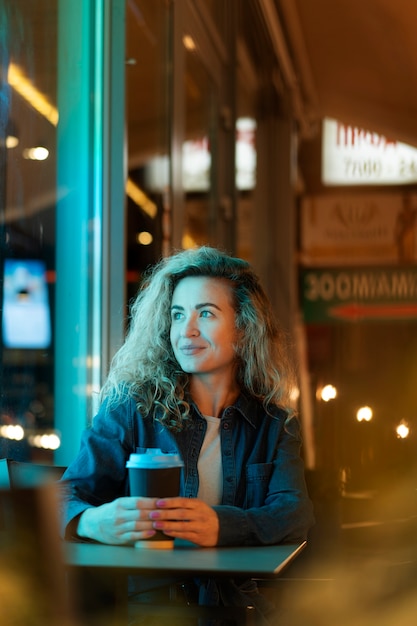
[2,259,52,349]
[145,118,256,193]
[182,118,256,191]
[322,118,417,185]
[300,267,417,322]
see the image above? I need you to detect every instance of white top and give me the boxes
[197,415,222,506]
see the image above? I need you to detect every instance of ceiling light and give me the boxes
[126,178,157,218]
[23,146,49,161]
[8,62,59,126]
[6,135,19,148]
[3,119,19,148]
[136,231,153,245]
[183,35,196,51]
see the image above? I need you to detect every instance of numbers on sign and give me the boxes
[344,158,382,179]
[398,159,417,178]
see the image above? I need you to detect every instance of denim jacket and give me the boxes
[60,392,314,622]
[61,391,314,545]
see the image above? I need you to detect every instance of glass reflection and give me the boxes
[1,0,57,462]
[183,44,215,248]
[125,0,170,299]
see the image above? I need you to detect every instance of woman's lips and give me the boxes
[179,344,204,355]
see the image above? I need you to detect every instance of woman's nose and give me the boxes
[182,316,199,337]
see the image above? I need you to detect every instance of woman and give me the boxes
[61,246,314,621]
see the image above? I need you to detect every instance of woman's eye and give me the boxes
[172,311,183,321]
[200,309,213,318]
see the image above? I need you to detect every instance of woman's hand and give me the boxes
[149,497,219,547]
[76,497,158,545]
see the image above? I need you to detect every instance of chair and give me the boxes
[0,482,76,626]
[0,457,66,489]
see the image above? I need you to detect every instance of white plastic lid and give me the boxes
[126,448,184,469]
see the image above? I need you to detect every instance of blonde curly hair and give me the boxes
[100,246,296,430]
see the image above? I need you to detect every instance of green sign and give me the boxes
[300,267,417,322]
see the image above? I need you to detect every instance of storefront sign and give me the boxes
[322,118,417,185]
[300,193,417,266]
[300,267,417,322]
[150,117,257,193]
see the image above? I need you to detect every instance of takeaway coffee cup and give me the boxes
[126,448,184,549]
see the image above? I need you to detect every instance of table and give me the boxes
[65,539,306,578]
[64,540,306,625]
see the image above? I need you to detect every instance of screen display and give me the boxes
[2,259,52,349]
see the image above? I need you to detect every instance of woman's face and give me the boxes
[170,276,239,381]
